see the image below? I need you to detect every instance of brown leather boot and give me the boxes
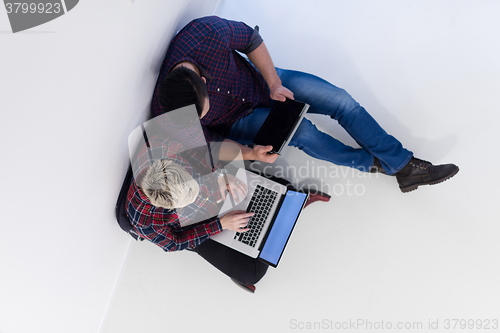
[395,157,459,193]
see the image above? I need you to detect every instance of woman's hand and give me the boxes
[226,174,248,203]
[217,173,249,204]
[219,210,254,232]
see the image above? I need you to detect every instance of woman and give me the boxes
[126,157,330,293]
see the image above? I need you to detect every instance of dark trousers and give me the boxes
[193,239,269,285]
[192,172,295,285]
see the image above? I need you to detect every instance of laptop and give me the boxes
[253,99,309,154]
[211,168,309,267]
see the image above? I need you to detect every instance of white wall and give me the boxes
[0,1,220,333]
[103,1,500,333]
[2,1,500,333]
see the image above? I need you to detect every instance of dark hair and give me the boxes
[158,66,208,117]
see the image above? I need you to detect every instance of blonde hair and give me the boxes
[140,159,199,209]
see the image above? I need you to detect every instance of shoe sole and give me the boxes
[400,167,459,193]
[231,278,255,293]
[300,189,332,198]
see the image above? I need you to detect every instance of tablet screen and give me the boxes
[253,99,306,153]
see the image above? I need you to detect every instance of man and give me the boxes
[153,16,458,193]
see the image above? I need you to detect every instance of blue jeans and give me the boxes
[227,68,413,175]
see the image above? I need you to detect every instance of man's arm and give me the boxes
[246,42,294,102]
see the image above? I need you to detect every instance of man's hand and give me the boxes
[220,210,254,232]
[252,145,279,163]
[220,139,279,163]
[269,83,294,102]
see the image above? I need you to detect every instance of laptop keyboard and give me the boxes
[234,184,278,247]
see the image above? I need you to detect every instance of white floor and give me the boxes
[103,1,500,333]
[1,1,499,333]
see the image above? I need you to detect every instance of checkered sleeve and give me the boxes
[126,179,223,252]
[126,137,225,251]
[143,208,222,252]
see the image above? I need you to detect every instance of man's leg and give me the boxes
[276,68,458,191]
[276,68,413,175]
[227,107,379,173]
[228,68,457,191]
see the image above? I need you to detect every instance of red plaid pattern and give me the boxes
[126,136,223,252]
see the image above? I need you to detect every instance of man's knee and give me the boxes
[289,119,320,149]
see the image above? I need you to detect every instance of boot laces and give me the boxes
[410,158,431,170]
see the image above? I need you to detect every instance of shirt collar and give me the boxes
[171,59,212,83]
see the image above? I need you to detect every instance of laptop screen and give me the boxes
[258,190,308,267]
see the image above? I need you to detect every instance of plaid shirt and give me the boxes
[125,136,224,252]
[151,16,273,141]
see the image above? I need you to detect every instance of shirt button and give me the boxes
[217,88,220,92]
[227,91,230,94]
[242,98,245,101]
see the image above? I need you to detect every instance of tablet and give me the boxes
[253,99,309,154]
